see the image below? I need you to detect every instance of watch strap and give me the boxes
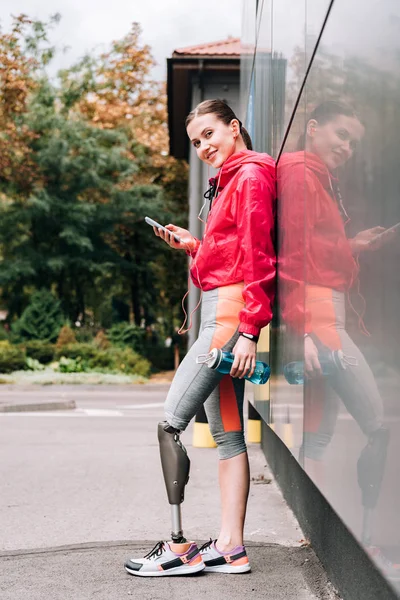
[239,332,259,343]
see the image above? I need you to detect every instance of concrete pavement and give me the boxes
[0,383,340,600]
[1,541,338,600]
[0,384,76,412]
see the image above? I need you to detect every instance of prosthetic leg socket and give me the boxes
[357,427,390,510]
[158,421,190,543]
[357,427,390,545]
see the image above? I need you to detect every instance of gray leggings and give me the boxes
[302,287,384,460]
[164,283,247,460]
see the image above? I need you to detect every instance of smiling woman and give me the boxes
[186,100,253,168]
[125,99,276,577]
[278,100,389,550]
[297,101,364,169]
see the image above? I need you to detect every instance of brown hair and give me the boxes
[186,99,253,150]
[297,100,360,150]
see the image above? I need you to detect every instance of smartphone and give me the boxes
[145,217,181,243]
[385,222,400,235]
[369,222,400,245]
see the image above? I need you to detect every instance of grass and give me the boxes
[0,369,148,385]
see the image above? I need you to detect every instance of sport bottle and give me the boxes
[196,348,270,385]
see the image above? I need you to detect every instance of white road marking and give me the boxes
[0,404,165,418]
[83,409,123,417]
[117,402,164,409]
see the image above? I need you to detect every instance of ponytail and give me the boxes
[240,126,253,150]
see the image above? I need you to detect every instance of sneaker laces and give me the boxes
[144,541,166,560]
[199,538,214,552]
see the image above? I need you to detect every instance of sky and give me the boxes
[0,0,243,81]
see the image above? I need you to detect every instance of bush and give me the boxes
[55,343,97,361]
[88,346,150,377]
[12,289,64,342]
[107,322,145,353]
[0,325,9,341]
[0,341,27,373]
[56,325,77,348]
[26,357,46,371]
[74,325,100,343]
[57,356,87,373]
[23,340,55,364]
[93,330,111,350]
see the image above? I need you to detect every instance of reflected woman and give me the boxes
[278,101,391,542]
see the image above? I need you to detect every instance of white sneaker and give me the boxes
[199,539,251,573]
[125,541,205,577]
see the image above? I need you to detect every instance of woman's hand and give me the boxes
[349,226,394,254]
[153,224,197,252]
[304,336,322,379]
[230,336,257,379]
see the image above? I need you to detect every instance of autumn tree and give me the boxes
[0,16,189,334]
[58,22,189,327]
[0,15,39,193]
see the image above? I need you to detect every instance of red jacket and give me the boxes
[188,150,276,337]
[278,151,358,333]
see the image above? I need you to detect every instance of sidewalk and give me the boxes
[0,384,76,412]
[0,383,340,600]
[1,539,338,600]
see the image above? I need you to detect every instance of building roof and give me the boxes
[172,37,240,58]
[167,37,240,159]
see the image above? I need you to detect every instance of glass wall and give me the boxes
[242,0,400,592]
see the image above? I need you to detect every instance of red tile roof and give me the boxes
[173,37,241,57]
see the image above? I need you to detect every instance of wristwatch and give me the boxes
[240,332,259,343]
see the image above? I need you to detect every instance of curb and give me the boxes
[0,400,76,413]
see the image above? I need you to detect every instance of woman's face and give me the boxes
[307,114,365,170]
[187,113,239,168]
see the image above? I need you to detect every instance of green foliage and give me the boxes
[56,325,77,348]
[57,356,87,373]
[93,330,111,350]
[75,326,99,343]
[88,346,150,377]
[26,357,46,371]
[107,322,145,353]
[0,341,27,373]
[23,340,55,363]
[55,343,97,361]
[12,289,63,342]
[0,336,152,376]
[0,325,9,341]
[0,17,188,336]
[52,343,151,376]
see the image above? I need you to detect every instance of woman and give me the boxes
[125,100,276,576]
[278,101,390,539]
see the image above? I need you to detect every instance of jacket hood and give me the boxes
[279,151,335,188]
[212,150,275,190]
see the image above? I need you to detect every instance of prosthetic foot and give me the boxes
[158,421,190,543]
[357,427,390,544]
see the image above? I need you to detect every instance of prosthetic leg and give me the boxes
[357,427,390,545]
[158,421,190,543]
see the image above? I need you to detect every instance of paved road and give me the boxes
[0,385,338,600]
[0,385,302,550]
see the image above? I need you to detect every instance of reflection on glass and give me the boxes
[243,0,400,587]
[278,101,397,559]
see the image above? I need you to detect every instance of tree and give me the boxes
[57,21,189,325]
[0,15,40,194]
[0,16,189,335]
[12,288,63,341]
